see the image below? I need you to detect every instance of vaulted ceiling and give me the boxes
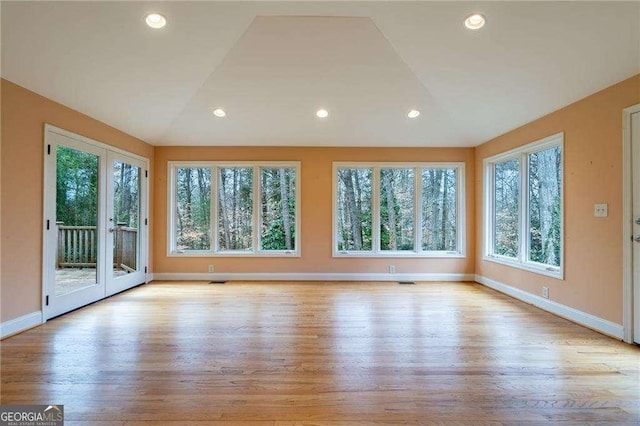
[2,2,639,147]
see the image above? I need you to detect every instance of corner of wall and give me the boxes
[473,73,640,327]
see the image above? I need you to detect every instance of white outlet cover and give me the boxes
[594,203,608,217]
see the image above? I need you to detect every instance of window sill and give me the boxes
[333,251,465,259]
[483,255,563,280]
[168,251,301,258]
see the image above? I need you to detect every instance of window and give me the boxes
[380,168,415,251]
[421,168,458,252]
[336,168,373,251]
[260,168,297,251]
[483,133,563,278]
[217,167,253,251]
[493,159,519,258]
[169,162,300,256]
[175,167,211,251]
[333,163,465,257]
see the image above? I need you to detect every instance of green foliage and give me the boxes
[113,161,140,227]
[56,147,140,230]
[261,216,296,250]
[379,168,415,251]
[176,167,211,250]
[260,168,296,251]
[56,146,99,226]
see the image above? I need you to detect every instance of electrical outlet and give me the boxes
[388,265,396,274]
[208,265,215,273]
[542,286,549,299]
[594,203,608,218]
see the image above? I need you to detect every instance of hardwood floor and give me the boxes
[1,281,639,425]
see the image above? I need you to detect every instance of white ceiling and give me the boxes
[2,2,639,147]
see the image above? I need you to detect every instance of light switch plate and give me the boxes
[594,203,608,217]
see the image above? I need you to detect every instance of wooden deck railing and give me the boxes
[56,222,137,271]
[114,226,138,272]
[57,224,97,267]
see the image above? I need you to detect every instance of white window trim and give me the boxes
[167,161,301,257]
[332,162,466,258]
[483,132,564,279]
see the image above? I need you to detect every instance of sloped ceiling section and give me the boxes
[163,16,458,146]
[2,2,639,147]
[1,1,256,143]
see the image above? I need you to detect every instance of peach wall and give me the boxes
[475,75,640,325]
[4,71,637,328]
[154,146,475,275]
[0,79,3,301]
[0,79,154,323]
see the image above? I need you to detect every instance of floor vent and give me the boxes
[209,281,226,285]
[398,281,416,285]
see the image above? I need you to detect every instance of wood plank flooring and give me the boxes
[1,281,639,425]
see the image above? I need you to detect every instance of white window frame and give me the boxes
[332,162,466,258]
[168,161,301,257]
[483,132,564,279]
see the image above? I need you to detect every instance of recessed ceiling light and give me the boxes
[464,13,486,30]
[145,13,167,29]
[316,109,329,118]
[408,109,421,119]
[213,108,226,118]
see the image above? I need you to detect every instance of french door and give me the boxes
[43,126,148,320]
[106,151,147,296]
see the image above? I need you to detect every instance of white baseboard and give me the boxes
[474,274,624,339]
[153,272,474,282]
[1,311,43,339]
[145,273,154,283]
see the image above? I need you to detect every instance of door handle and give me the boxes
[108,227,116,233]
[636,218,640,225]
[634,235,640,243]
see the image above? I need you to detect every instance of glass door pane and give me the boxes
[55,145,100,296]
[111,160,141,278]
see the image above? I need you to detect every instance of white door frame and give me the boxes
[622,104,640,343]
[42,124,150,320]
